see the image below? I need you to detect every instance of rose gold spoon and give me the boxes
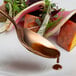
[0,10,60,58]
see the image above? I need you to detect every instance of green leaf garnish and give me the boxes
[4,0,28,17]
[51,3,56,8]
[38,3,51,36]
[35,18,41,26]
[45,0,50,6]
[44,17,63,38]
[54,14,58,18]
[5,3,9,11]
[46,17,63,30]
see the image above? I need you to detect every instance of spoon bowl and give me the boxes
[0,10,60,58]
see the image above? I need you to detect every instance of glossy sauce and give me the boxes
[53,64,62,70]
[32,43,60,58]
[53,57,62,70]
[32,43,62,70]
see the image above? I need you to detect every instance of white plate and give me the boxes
[0,0,76,76]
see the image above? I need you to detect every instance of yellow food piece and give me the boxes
[70,34,76,51]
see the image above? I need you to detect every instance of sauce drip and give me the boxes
[53,57,62,70]
[53,64,62,70]
[57,56,59,63]
[32,43,62,70]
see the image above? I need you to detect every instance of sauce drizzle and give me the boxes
[53,64,62,70]
[31,43,62,70]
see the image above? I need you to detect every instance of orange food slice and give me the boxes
[57,20,76,51]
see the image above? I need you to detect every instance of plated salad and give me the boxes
[0,0,76,52]
[0,0,62,35]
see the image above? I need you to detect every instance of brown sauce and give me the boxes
[57,56,59,63]
[32,43,62,70]
[32,43,60,58]
[53,57,62,70]
[53,64,62,70]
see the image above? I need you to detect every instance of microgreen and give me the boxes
[45,0,50,6]
[35,18,41,26]
[4,0,28,17]
[46,17,62,30]
[5,3,9,11]
[44,17,63,38]
[38,3,51,35]
[51,3,56,8]
[54,14,58,18]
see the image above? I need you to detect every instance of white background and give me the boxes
[52,0,76,10]
[0,0,76,76]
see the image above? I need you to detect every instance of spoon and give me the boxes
[0,10,60,58]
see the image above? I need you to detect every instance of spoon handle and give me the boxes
[0,10,17,29]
